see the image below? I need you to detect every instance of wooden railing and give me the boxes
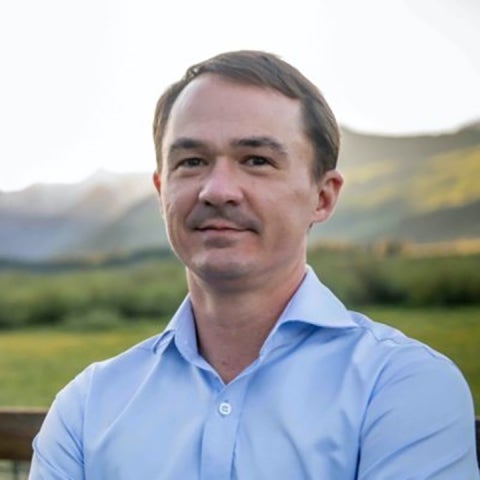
[0,409,46,462]
[0,409,46,480]
[0,409,479,469]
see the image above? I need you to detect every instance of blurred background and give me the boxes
[0,0,479,418]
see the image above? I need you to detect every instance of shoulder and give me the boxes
[312,309,474,413]
[88,333,164,377]
[34,333,170,453]
[347,310,454,365]
[346,311,471,402]
[30,334,170,478]
[345,313,478,476]
[53,333,167,412]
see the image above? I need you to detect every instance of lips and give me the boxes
[197,222,245,232]
[186,206,261,234]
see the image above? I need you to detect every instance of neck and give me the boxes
[187,262,306,383]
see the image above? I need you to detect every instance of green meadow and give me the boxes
[0,321,166,407]
[0,245,479,410]
[1,308,479,410]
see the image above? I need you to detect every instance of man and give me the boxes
[30,51,479,479]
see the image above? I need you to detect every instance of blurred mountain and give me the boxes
[66,195,167,256]
[1,124,479,261]
[0,170,156,260]
[312,124,480,243]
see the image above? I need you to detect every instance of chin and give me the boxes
[190,257,252,282]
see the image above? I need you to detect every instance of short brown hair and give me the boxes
[153,50,339,178]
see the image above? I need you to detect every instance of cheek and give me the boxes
[283,185,318,220]
[261,202,308,243]
[161,201,184,242]
[161,186,190,219]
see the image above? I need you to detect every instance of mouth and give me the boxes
[186,210,260,235]
[196,222,248,232]
[196,226,246,233]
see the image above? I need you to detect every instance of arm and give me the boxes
[28,369,90,480]
[358,349,479,479]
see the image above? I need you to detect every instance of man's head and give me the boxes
[152,52,343,288]
[153,50,339,180]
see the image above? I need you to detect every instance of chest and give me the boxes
[83,344,369,480]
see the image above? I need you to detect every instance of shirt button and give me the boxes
[218,401,232,416]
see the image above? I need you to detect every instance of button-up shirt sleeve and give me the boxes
[357,344,478,478]
[29,365,92,480]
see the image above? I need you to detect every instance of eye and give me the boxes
[244,155,270,167]
[178,157,205,168]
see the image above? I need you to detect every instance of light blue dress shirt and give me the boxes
[30,267,479,479]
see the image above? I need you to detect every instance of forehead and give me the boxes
[162,74,306,152]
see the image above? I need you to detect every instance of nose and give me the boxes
[198,159,243,206]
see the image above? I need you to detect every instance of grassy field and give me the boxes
[1,307,479,412]
[0,321,167,407]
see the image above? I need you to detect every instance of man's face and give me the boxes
[155,74,341,287]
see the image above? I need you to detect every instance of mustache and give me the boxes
[186,204,261,233]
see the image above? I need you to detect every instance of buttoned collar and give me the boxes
[152,265,357,357]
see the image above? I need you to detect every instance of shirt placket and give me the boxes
[200,375,249,480]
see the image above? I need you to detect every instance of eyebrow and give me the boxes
[167,135,288,157]
[168,138,208,156]
[232,136,287,156]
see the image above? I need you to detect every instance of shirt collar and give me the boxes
[258,265,357,354]
[152,265,357,356]
[152,295,195,356]
[278,265,356,329]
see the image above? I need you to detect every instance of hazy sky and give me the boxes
[1,0,479,191]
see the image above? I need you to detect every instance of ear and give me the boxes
[152,170,165,218]
[311,169,343,225]
[153,170,161,194]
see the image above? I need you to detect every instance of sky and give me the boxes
[0,0,479,192]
